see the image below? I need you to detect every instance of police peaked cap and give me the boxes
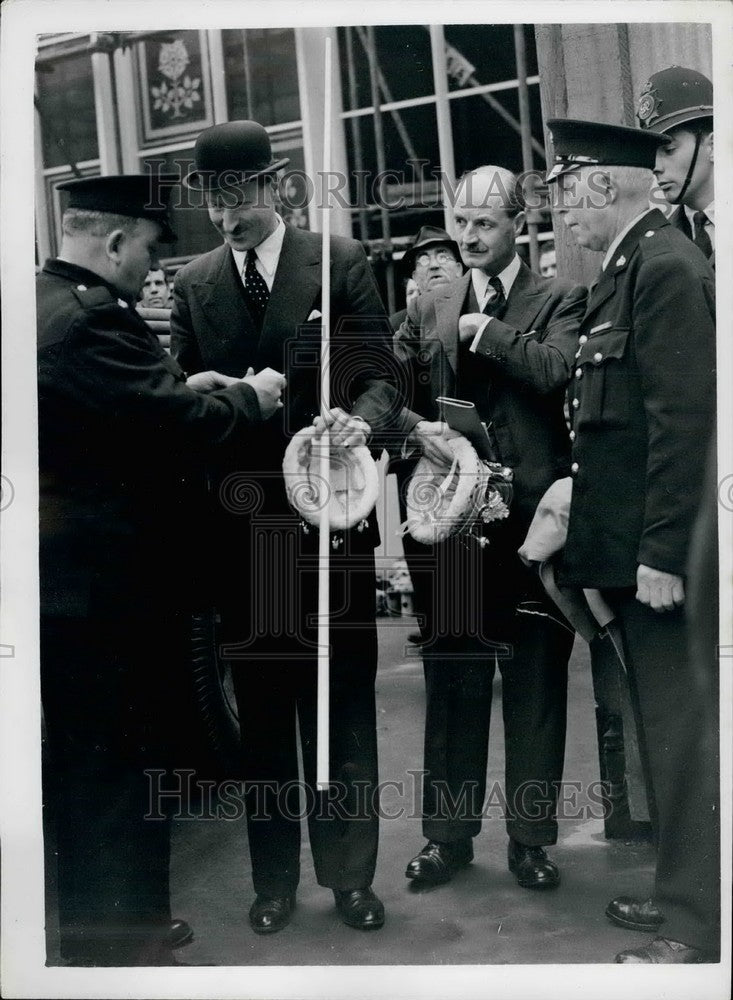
[57,173,178,241]
[545,118,669,182]
[636,66,713,134]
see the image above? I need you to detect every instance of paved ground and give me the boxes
[169,618,658,966]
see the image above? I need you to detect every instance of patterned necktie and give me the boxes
[693,211,713,260]
[483,276,506,317]
[243,251,270,329]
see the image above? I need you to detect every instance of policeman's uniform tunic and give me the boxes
[561,208,719,952]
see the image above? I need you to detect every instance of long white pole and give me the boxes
[316,35,332,789]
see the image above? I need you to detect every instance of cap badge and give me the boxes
[636,82,659,124]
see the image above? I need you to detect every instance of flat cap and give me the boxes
[57,173,178,241]
[545,118,668,182]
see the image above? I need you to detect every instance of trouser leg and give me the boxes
[609,592,719,952]
[500,608,572,846]
[41,615,173,966]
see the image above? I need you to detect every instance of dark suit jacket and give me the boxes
[37,259,262,617]
[669,204,715,267]
[393,261,587,528]
[171,226,400,551]
[172,227,399,467]
[562,209,716,589]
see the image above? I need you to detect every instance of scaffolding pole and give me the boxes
[344,27,370,242]
[429,25,456,234]
[365,26,395,316]
[513,24,539,272]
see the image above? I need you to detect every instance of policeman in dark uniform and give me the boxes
[600,66,717,938]
[547,119,718,963]
[38,174,285,965]
[636,66,714,261]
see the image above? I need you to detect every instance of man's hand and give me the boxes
[243,366,287,419]
[136,305,172,336]
[458,312,489,344]
[409,420,461,467]
[312,407,371,448]
[636,564,685,612]
[186,370,241,392]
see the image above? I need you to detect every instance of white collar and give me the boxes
[684,201,715,227]
[471,253,521,306]
[602,209,654,271]
[231,215,286,282]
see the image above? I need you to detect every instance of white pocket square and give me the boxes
[307,309,322,321]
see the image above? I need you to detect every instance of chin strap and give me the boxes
[671,128,704,205]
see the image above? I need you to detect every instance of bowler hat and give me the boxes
[402,225,462,271]
[636,66,713,134]
[183,120,290,191]
[545,119,668,182]
[57,173,178,241]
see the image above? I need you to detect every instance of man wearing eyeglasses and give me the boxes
[389,227,465,645]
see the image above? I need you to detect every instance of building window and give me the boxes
[222,28,300,127]
[36,50,99,169]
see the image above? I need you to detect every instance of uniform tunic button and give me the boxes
[572,398,579,409]
[578,335,588,344]
[569,430,575,441]
[76,284,87,291]
[593,352,603,362]
[571,462,579,474]
[575,368,582,378]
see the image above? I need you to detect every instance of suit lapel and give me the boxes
[257,228,321,367]
[502,261,552,332]
[192,245,260,360]
[433,273,471,377]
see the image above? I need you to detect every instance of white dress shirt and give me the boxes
[231,215,286,291]
[684,201,715,249]
[469,253,522,352]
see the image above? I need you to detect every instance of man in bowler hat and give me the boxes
[171,120,401,935]
[547,117,719,962]
[38,172,284,964]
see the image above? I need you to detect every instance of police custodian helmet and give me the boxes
[636,66,713,133]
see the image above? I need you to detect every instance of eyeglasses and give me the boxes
[414,249,458,268]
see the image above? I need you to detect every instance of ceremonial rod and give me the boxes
[316,35,333,789]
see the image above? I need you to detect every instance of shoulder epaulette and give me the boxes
[70,284,118,309]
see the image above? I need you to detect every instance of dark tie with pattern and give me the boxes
[243,251,270,329]
[483,275,506,317]
[693,211,713,260]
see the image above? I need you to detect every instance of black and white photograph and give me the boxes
[1,1,731,997]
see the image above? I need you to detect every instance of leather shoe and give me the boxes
[507,839,560,889]
[334,887,385,930]
[405,839,473,884]
[615,936,711,963]
[248,894,295,935]
[606,895,664,932]
[170,918,193,949]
